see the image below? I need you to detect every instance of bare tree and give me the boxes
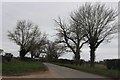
[8,20,42,59]
[45,40,66,61]
[30,33,47,59]
[55,17,87,64]
[71,3,117,67]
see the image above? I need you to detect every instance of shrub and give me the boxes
[54,59,85,65]
[4,53,13,62]
[104,59,120,70]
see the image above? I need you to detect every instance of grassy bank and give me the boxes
[53,62,119,78]
[2,61,46,76]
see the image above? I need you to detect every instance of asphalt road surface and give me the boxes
[2,63,108,79]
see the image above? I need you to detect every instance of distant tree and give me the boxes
[54,17,87,64]
[45,40,66,61]
[8,20,42,59]
[29,33,47,59]
[71,3,117,67]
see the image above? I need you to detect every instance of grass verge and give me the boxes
[52,62,119,78]
[2,61,46,76]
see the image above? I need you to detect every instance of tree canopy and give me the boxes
[8,20,46,59]
[70,3,117,67]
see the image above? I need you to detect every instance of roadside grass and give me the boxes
[2,60,46,76]
[53,62,119,78]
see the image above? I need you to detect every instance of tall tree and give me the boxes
[55,17,87,64]
[8,20,42,59]
[71,3,117,67]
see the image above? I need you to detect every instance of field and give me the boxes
[2,60,46,76]
[53,62,120,78]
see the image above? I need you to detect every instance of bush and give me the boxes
[20,57,36,62]
[54,59,85,65]
[104,59,120,70]
[4,53,13,62]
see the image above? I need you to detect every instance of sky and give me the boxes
[0,1,119,61]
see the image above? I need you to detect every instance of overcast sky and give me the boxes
[1,1,118,61]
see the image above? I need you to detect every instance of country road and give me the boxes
[3,63,108,79]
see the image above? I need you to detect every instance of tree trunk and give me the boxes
[19,49,26,59]
[74,51,80,65]
[31,54,34,59]
[31,52,34,59]
[90,46,96,67]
